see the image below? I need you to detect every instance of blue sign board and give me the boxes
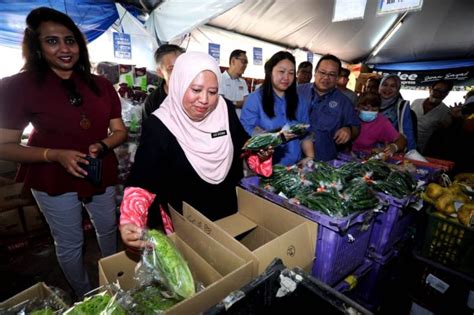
[208,43,220,62]
[307,52,313,63]
[113,32,131,59]
[253,47,263,65]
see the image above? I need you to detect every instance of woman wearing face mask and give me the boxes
[352,93,406,156]
[240,51,313,166]
[378,74,417,151]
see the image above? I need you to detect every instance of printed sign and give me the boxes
[208,43,220,62]
[377,0,423,15]
[113,32,131,59]
[307,52,314,63]
[253,47,263,65]
[375,67,474,86]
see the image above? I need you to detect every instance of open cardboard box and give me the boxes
[0,282,68,311]
[182,187,318,275]
[98,208,253,315]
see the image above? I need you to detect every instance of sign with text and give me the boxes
[375,67,474,86]
[307,52,314,63]
[113,32,131,59]
[253,47,263,65]
[377,0,423,15]
[208,43,220,62]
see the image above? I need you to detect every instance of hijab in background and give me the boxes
[154,52,233,184]
[379,74,402,124]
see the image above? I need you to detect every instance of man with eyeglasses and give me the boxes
[411,79,454,154]
[298,54,360,161]
[219,49,250,117]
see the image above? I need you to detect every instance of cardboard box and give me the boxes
[22,205,46,232]
[0,182,34,213]
[0,208,24,236]
[182,187,318,275]
[98,209,253,314]
[0,282,68,310]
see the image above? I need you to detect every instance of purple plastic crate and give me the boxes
[240,176,376,286]
[351,252,396,310]
[367,194,416,258]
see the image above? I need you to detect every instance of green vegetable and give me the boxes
[132,285,180,314]
[287,123,310,136]
[65,293,126,315]
[243,132,283,150]
[30,308,55,315]
[146,229,195,299]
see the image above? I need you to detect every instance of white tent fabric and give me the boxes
[180,24,327,79]
[145,0,242,43]
[88,4,158,69]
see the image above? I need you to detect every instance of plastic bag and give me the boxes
[137,229,195,300]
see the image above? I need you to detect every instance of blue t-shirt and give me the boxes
[240,89,310,165]
[298,84,360,161]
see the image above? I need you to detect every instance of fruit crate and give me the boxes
[240,176,376,286]
[421,207,474,276]
[205,258,372,315]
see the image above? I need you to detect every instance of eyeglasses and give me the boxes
[235,57,248,65]
[62,79,83,107]
[316,70,338,79]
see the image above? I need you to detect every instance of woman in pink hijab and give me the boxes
[119,52,269,248]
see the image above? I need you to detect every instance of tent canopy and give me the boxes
[1,0,473,66]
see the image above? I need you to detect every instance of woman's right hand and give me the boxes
[119,223,147,249]
[49,149,88,177]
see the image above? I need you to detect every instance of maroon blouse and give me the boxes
[0,70,122,197]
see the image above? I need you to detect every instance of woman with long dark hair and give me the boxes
[240,51,313,165]
[0,7,127,297]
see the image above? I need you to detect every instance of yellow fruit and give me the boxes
[435,194,454,214]
[425,183,446,200]
[457,204,472,226]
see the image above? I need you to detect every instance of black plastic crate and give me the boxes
[205,259,372,315]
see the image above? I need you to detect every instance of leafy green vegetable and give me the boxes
[131,285,180,314]
[243,132,283,151]
[146,229,195,299]
[30,308,55,315]
[65,293,126,315]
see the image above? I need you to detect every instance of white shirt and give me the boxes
[219,71,249,117]
[411,98,452,153]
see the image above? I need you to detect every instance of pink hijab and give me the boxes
[153,51,233,184]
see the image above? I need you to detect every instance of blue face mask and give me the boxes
[359,110,378,122]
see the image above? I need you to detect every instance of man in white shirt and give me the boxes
[411,80,453,153]
[219,49,249,117]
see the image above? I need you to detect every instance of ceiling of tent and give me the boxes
[202,0,474,65]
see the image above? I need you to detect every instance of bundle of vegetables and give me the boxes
[130,285,180,314]
[296,188,347,217]
[421,182,473,227]
[286,123,310,136]
[342,178,380,213]
[305,162,344,189]
[65,291,126,315]
[260,165,311,198]
[337,159,392,182]
[371,170,417,199]
[142,229,195,299]
[243,132,283,151]
[2,292,66,315]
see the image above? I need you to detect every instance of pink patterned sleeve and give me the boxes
[247,154,273,177]
[120,187,156,228]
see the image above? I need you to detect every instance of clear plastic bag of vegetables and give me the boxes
[1,286,68,315]
[243,123,310,151]
[64,284,130,315]
[128,284,181,314]
[135,229,195,300]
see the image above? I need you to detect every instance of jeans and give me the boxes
[31,186,118,297]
